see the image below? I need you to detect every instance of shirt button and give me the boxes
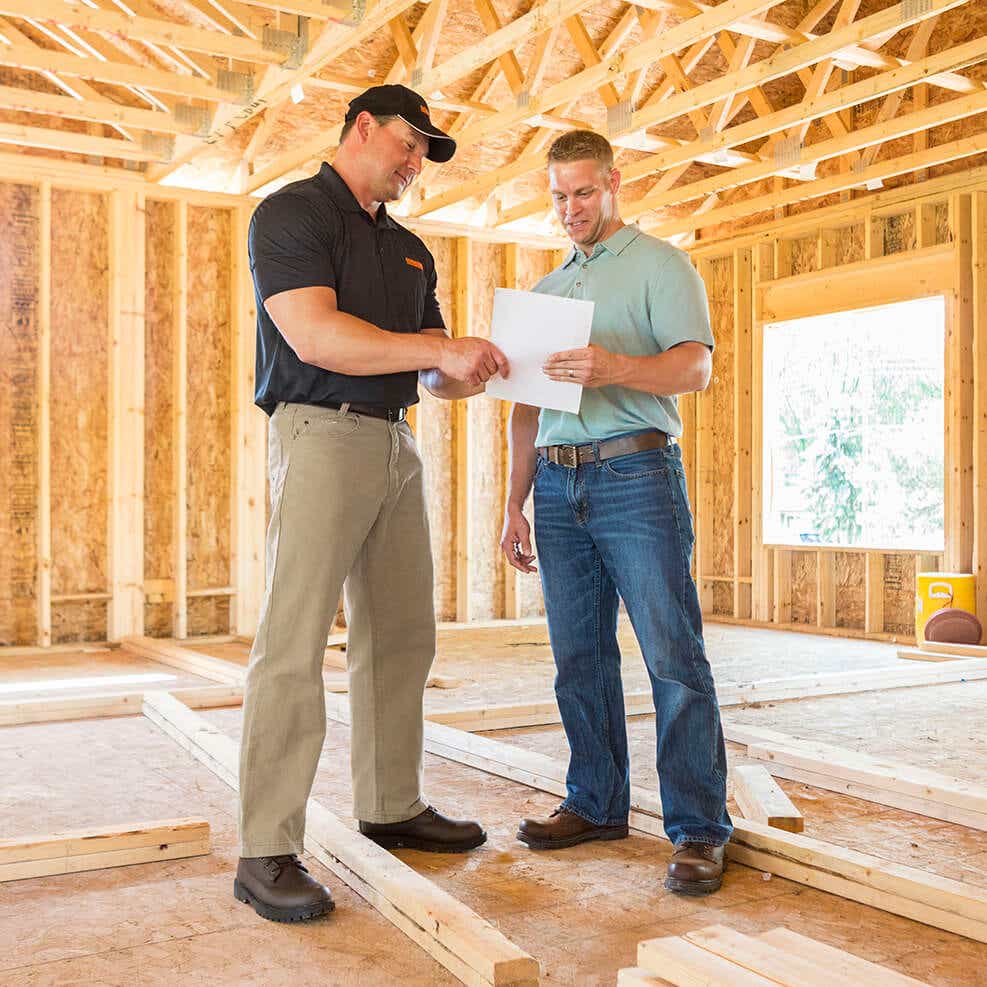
[575,282,582,287]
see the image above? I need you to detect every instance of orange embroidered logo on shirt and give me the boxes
[405,257,424,270]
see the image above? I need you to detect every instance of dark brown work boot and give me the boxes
[234,855,335,922]
[517,806,629,850]
[664,841,726,896]
[358,806,486,852]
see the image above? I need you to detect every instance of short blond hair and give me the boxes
[546,130,614,172]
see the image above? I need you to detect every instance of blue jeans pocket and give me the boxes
[602,448,664,479]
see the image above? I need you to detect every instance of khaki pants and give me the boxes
[238,402,436,857]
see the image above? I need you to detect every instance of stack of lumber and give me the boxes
[618,924,931,986]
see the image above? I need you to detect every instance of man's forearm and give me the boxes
[506,404,541,509]
[609,345,711,396]
[289,309,446,376]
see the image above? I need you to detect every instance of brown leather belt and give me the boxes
[323,401,407,423]
[538,430,669,468]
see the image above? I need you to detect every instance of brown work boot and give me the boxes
[664,841,726,896]
[234,855,335,922]
[359,806,486,852]
[517,806,629,850]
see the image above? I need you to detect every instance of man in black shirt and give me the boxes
[235,85,508,923]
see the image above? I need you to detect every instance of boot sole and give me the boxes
[233,879,335,923]
[363,831,488,853]
[663,873,724,896]
[517,825,629,851]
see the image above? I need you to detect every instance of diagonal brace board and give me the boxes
[141,692,538,987]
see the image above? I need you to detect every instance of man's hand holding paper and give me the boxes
[484,287,595,413]
[542,343,619,388]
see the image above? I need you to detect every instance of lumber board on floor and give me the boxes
[897,648,962,662]
[0,684,244,727]
[757,928,930,986]
[681,925,849,986]
[716,659,987,705]
[381,703,987,945]
[915,640,987,658]
[616,969,673,986]
[744,735,987,814]
[638,936,776,986]
[426,659,987,733]
[727,823,987,942]
[724,723,987,828]
[0,819,209,882]
[141,692,539,987]
[731,765,804,832]
[121,636,246,685]
[741,760,987,831]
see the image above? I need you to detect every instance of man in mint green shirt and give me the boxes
[500,130,732,895]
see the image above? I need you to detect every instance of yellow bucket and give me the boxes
[915,572,977,644]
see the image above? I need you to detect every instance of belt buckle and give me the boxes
[388,407,406,423]
[559,444,578,468]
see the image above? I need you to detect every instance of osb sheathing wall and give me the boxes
[0,180,247,646]
[4,171,985,648]
[417,236,552,624]
[0,179,553,647]
[686,177,987,642]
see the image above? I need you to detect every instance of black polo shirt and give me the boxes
[248,162,446,416]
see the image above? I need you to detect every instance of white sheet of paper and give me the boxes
[484,288,594,413]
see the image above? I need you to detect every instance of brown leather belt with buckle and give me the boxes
[538,430,669,468]
[323,401,407,423]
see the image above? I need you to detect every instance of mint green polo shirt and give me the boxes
[532,224,714,447]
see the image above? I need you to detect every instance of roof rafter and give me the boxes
[624,88,987,220]
[643,127,987,237]
[452,0,789,152]
[494,0,982,226]
[0,0,285,63]
[0,43,251,102]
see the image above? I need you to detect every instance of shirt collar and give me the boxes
[563,224,641,266]
[318,162,395,228]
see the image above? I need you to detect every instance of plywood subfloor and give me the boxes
[1,623,984,984]
[497,681,987,888]
[217,620,907,715]
[0,714,457,986]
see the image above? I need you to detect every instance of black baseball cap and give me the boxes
[344,84,456,163]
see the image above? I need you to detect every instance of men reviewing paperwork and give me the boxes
[237,84,508,924]
[500,129,733,896]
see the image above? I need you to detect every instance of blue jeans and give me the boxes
[533,436,732,847]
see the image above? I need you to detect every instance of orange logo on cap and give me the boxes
[420,104,429,117]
